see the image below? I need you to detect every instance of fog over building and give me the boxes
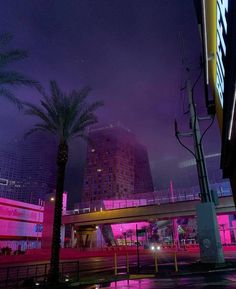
[82,125,154,202]
[0,133,57,204]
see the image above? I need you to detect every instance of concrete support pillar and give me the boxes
[71,225,76,248]
[75,226,97,249]
[172,219,179,248]
[170,181,179,248]
[196,202,224,263]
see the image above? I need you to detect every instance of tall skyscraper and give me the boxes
[82,125,154,202]
[0,133,57,204]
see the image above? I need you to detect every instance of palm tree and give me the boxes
[0,32,41,108]
[24,80,103,284]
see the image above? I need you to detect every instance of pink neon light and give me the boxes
[217,215,231,244]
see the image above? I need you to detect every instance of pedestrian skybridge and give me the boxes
[62,196,235,226]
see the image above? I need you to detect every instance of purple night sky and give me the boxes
[0,0,222,206]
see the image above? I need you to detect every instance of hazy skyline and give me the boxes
[0,0,223,207]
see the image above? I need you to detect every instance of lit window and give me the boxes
[91,149,95,152]
[97,169,102,172]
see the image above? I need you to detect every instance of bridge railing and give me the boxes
[65,183,232,215]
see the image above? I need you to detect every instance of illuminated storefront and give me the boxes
[0,198,43,251]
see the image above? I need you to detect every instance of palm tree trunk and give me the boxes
[48,141,68,284]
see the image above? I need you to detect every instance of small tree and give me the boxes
[0,33,40,108]
[24,80,103,284]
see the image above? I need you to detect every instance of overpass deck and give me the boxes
[62,196,235,226]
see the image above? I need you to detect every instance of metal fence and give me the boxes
[0,261,79,289]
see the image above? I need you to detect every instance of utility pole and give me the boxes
[175,79,224,264]
[186,80,211,203]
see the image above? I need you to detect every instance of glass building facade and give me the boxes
[0,133,57,204]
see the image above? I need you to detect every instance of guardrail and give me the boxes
[0,261,79,289]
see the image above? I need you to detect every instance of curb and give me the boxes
[70,265,236,287]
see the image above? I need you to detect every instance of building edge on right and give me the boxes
[194,0,236,205]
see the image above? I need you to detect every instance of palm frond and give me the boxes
[24,127,44,139]
[48,81,68,135]
[68,98,103,136]
[0,33,42,109]
[70,114,98,137]
[86,101,104,113]
[34,123,56,134]
[73,101,103,130]
[49,80,63,111]
[0,50,28,68]
[25,80,103,143]
[69,86,91,107]
[0,87,22,109]
[72,101,102,129]
[64,87,92,129]
[24,124,56,139]
[24,102,56,130]
[40,98,60,128]
[0,71,41,90]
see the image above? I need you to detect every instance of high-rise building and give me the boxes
[0,133,57,204]
[82,125,154,202]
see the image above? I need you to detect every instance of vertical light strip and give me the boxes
[228,85,236,140]
[202,0,209,85]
